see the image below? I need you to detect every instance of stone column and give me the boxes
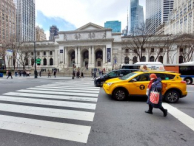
[92,46,95,67]
[88,47,92,68]
[75,47,78,67]
[78,47,81,67]
[64,47,68,67]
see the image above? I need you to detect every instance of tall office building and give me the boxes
[36,26,46,41]
[49,25,59,41]
[0,0,16,44]
[165,0,194,35]
[104,21,121,33]
[146,0,174,34]
[130,0,144,33]
[15,0,35,42]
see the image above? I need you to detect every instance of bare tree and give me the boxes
[175,34,194,63]
[15,42,33,70]
[122,23,155,62]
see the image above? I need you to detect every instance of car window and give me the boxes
[155,73,166,80]
[165,74,175,80]
[121,73,137,80]
[120,70,130,75]
[108,71,119,77]
[134,73,150,81]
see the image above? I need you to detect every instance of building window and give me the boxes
[133,56,137,64]
[158,56,163,63]
[125,49,129,53]
[149,56,155,62]
[142,48,145,52]
[180,48,183,52]
[37,52,40,55]
[50,51,52,55]
[50,58,53,65]
[43,58,47,65]
[43,51,46,55]
[179,56,184,63]
[134,49,137,53]
[160,48,163,52]
[151,48,154,52]
[140,56,146,62]
[31,52,33,56]
[124,56,129,64]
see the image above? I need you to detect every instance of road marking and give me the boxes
[3,92,98,102]
[163,103,194,131]
[27,88,100,94]
[0,96,96,110]
[0,115,90,143]
[18,89,98,97]
[36,86,100,90]
[0,103,94,121]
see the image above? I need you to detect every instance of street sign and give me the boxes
[36,58,41,65]
[60,50,63,53]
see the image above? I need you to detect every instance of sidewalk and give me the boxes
[0,76,94,80]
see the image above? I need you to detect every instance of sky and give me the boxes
[36,0,146,39]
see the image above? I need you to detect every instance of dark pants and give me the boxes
[7,75,13,79]
[148,104,166,113]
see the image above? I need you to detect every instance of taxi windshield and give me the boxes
[120,72,137,80]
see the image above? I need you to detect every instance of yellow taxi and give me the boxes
[103,71,187,103]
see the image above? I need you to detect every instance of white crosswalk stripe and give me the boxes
[0,80,99,143]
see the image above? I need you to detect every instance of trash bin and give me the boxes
[0,73,3,77]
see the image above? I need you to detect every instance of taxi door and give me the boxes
[127,73,150,95]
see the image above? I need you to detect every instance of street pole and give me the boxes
[34,41,37,78]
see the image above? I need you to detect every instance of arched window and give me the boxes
[179,56,184,63]
[25,57,28,65]
[43,58,47,66]
[124,56,129,64]
[50,58,53,65]
[133,56,137,64]
[31,58,34,66]
[140,56,146,62]
[149,56,155,62]
[158,56,163,63]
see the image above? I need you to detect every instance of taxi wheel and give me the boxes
[164,90,180,103]
[184,77,193,85]
[113,88,127,101]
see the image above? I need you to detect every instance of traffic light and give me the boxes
[36,58,41,65]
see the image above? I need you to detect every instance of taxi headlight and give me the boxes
[107,83,113,86]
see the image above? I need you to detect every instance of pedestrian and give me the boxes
[81,72,84,78]
[15,71,17,77]
[39,71,41,77]
[48,70,51,78]
[7,70,13,79]
[19,71,21,77]
[54,70,56,78]
[145,73,168,117]
[93,71,96,79]
[72,70,75,79]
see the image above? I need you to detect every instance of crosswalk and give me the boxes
[0,79,100,143]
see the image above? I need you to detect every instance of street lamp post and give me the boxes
[34,41,37,78]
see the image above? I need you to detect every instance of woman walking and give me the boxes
[145,74,168,117]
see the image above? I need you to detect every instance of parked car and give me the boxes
[94,69,138,87]
[103,71,187,103]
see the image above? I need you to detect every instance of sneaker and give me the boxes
[145,110,153,114]
[164,109,168,117]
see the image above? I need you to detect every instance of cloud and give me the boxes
[45,30,49,40]
[36,0,136,29]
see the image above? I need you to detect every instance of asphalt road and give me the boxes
[0,77,193,146]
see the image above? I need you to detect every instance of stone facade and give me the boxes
[6,23,194,71]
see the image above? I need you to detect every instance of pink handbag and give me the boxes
[150,91,160,104]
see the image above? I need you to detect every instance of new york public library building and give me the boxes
[11,22,194,74]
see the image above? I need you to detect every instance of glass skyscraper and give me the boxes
[104,21,121,33]
[146,0,174,34]
[130,0,144,33]
[14,0,35,42]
